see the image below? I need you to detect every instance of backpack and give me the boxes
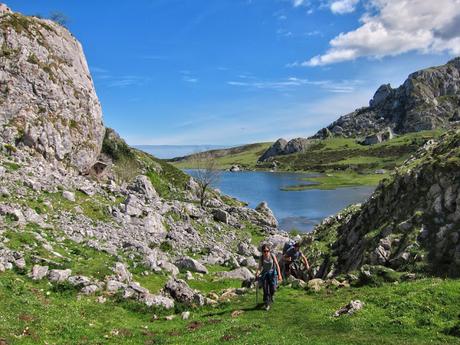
[282,240,295,255]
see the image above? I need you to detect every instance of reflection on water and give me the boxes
[186,170,375,232]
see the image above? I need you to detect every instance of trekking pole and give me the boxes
[255,277,259,305]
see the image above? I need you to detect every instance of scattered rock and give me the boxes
[48,269,72,283]
[217,267,254,281]
[164,278,205,307]
[112,262,132,283]
[81,285,99,295]
[175,257,208,274]
[68,275,91,287]
[129,175,158,200]
[181,311,190,320]
[212,209,229,224]
[307,278,325,292]
[62,191,76,202]
[231,310,244,318]
[334,300,364,317]
[30,265,49,280]
[140,293,175,309]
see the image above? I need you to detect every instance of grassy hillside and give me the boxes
[2,269,460,344]
[170,142,272,170]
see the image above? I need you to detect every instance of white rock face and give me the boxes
[0,10,104,173]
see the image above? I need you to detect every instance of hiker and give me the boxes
[255,244,282,311]
[283,242,310,281]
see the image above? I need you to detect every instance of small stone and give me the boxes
[231,310,244,318]
[165,315,176,321]
[334,300,364,317]
[97,296,107,304]
[62,191,75,202]
[181,311,190,320]
[30,265,49,280]
[14,257,26,269]
[81,285,98,295]
[307,278,325,292]
[48,269,72,283]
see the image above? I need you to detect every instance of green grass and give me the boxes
[1,270,460,344]
[172,142,272,170]
[282,171,390,191]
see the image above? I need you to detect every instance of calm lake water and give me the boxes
[186,170,374,232]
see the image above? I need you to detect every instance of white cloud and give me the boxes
[227,76,362,92]
[302,0,460,66]
[183,76,198,83]
[293,0,305,7]
[330,0,359,14]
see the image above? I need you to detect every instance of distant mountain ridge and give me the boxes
[135,144,231,159]
[312,57,460,139]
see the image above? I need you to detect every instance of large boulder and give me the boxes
[255,201,278,228]
[48,269,72,283]
[175,257,208,274]
[217,267,254,281]
[258,138,287,161]
[164,278,205,307]
[0,10,105,172]
[128,175,158,200]
[112,262,132,283]
[30,265,48,280]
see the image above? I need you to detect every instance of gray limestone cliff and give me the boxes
[0,6,104,173]
[313,57,460,139]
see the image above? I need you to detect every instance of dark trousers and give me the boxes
[261,273,276,305]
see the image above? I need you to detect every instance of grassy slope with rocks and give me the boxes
[2,269,460,344]
[1,8,460,345]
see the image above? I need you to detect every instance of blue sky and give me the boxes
[7,0,459,145]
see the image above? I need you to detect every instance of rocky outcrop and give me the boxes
[312,57,460,139]
[258,137,314,161]
[360,127,394,145]
[307,130,460,277]
[255,201,278,228]
[0,8,104,172]
[164,278,205,307]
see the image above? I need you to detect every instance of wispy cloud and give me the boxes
[183,76,199,83]
[227,76,362,93]
[127,89,373,145]
[180,70,199,83]
[90,67,150,88]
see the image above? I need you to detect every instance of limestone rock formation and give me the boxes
[258,137,314,161]
[0,8,104,172]
[312,57,460,139]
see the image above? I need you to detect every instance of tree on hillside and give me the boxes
[49,11,69,27]
[191,153,220,207]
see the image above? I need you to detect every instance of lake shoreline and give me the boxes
[185,169,375,232]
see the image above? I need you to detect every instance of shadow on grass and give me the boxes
[202,303,264,318]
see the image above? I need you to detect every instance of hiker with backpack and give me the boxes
[282,241,311,281]
[255,243,282,311]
